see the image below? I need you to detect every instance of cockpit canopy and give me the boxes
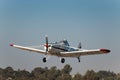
[58,40,70,46]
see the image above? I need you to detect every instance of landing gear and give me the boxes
[77,57,80,62]
[43,57,65,63]
[43,57,47,63]
[61,58,65,63]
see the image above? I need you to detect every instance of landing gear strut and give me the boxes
[77,57,80,62]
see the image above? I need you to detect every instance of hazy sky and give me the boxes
[0,0,120,74]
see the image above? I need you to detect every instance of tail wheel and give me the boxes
[61,58,65,63]
[43,57,47,63]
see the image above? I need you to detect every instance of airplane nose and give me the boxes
[100,49,111,53]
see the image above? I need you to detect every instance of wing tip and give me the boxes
[100,49,111,53]
[10,44,14,46]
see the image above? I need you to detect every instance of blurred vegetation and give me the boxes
[0,64,119,80]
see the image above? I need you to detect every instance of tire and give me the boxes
[61,58,65,63]
[43,57,47,63]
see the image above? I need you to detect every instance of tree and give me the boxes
[3,67,14,79]
[93,74,100,80]
[72,73,83,80]
[47,66,61,80]
[117,73,120,80]
[97,70,116,79]
[13,69,30,80]
[0,65,118,80]
[62,64,72,74]
[83,70,98,80]
[57,74,72,80]
[31,67,46,79]
[0,68,3,80]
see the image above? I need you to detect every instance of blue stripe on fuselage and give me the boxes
[52,46,68,51]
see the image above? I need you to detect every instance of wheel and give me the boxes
[43,57,47,63]
[61,58,65,63]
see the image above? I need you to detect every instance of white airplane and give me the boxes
[10,36,110,63]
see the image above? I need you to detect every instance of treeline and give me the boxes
[0,64,120,80]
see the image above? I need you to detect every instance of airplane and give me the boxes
[10,36,110,63]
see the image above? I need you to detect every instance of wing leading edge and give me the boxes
[59,49,110,57]
[10,44,46,54]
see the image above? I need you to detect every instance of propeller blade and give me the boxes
[46,35,48,44]
[78,42,82,49]
[45,35,48,52]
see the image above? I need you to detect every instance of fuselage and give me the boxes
[48,45,78,54]
[45,40,79,54]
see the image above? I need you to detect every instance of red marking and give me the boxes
[100,49,111,53]
[10,44,14,46]
[44,44,49,48]
[46,44,49,48]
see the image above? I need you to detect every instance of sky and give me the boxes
[0,0,120,74]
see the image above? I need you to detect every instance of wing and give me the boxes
[59,49,110,57]
[10,44,46,54]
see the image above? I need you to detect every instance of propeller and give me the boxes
[78,42,82,49]
[45,35,49,52]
